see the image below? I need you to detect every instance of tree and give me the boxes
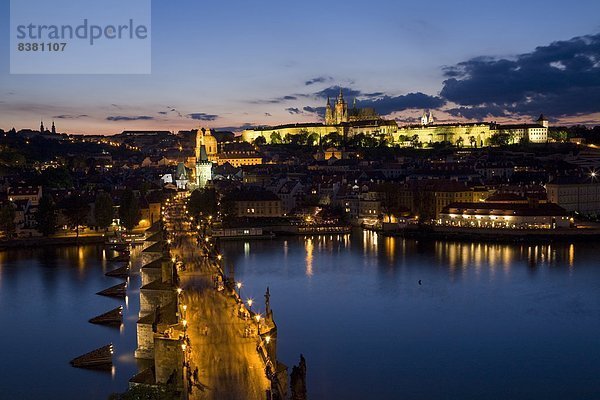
[468,135,476,147]
[188,188,218,217]
[0,203,16,238]
[456,137,464,148]
[37,195,58,236]
[108,384,180,400]
[490,132,510,146]
[270,131,282,144]
[307,132,319,146]
[94,192,114,231]
[410,135,420,148]
[119,189,140,232]
[254,136,266,146]
[322,132,342,148]
[63,195,90,238]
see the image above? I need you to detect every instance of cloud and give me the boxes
[305,76,333,86]
[309,86,444,115]
[214,123,255,132]
[446,105,509,120]
[314,86,363,99]
[285,107,302,114]
[106,115,154,121]
[187,113,219,121]
[157,111,168,115]
[302,106,326,117]
[53,114,89,119]
[264,112,272,117]
[357,93,446,115]
[251,95,297,104]
[440,33,600,117]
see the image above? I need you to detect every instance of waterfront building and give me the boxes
[546,176,600,214]
[438,201,570,229]
[231,189,283,218]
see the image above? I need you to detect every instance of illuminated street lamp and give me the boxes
[247,298,253,312]
[177,288,183,295]
[255,314,261,335]
[265,335,271,344]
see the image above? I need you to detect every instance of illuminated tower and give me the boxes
[334,88,348,124]
[195,129,212,188]
[325,97,334,125]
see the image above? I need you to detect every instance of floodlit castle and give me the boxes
[242,88,397,144]
[241,88,549,146]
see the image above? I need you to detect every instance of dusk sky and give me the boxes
[1,0,600,134]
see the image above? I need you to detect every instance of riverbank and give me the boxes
[379,225,600,243]
[0,234,107,249]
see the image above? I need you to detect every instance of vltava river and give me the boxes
[220,231,600,400]
[0,233,599,399]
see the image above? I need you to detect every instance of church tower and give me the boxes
[325,97,334,125]
[51,121,56,135]
[334,88,348,124]
[40,120,45,133]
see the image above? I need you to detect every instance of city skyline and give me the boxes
[1,0,600,134]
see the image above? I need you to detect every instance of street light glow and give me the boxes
[247,299,253,307]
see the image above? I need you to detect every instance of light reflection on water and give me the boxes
[224,232,600,400]
[0,244,143,400]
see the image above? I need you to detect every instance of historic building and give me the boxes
[241,88,549,147]
[194,129,212,189]
[393,113,548,147]
[242,89,398,144]
[195,128,218,162]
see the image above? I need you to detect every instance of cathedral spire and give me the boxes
[40,120,44,133]
[338,87,344,103]
[51,121,56,134]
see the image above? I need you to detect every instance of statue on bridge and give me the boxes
[290,354,307,400]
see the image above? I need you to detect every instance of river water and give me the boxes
[220,231,600,400]
[0,233,599,399]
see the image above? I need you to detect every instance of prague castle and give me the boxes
[241,89,398,144]
[241,88,549,146]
